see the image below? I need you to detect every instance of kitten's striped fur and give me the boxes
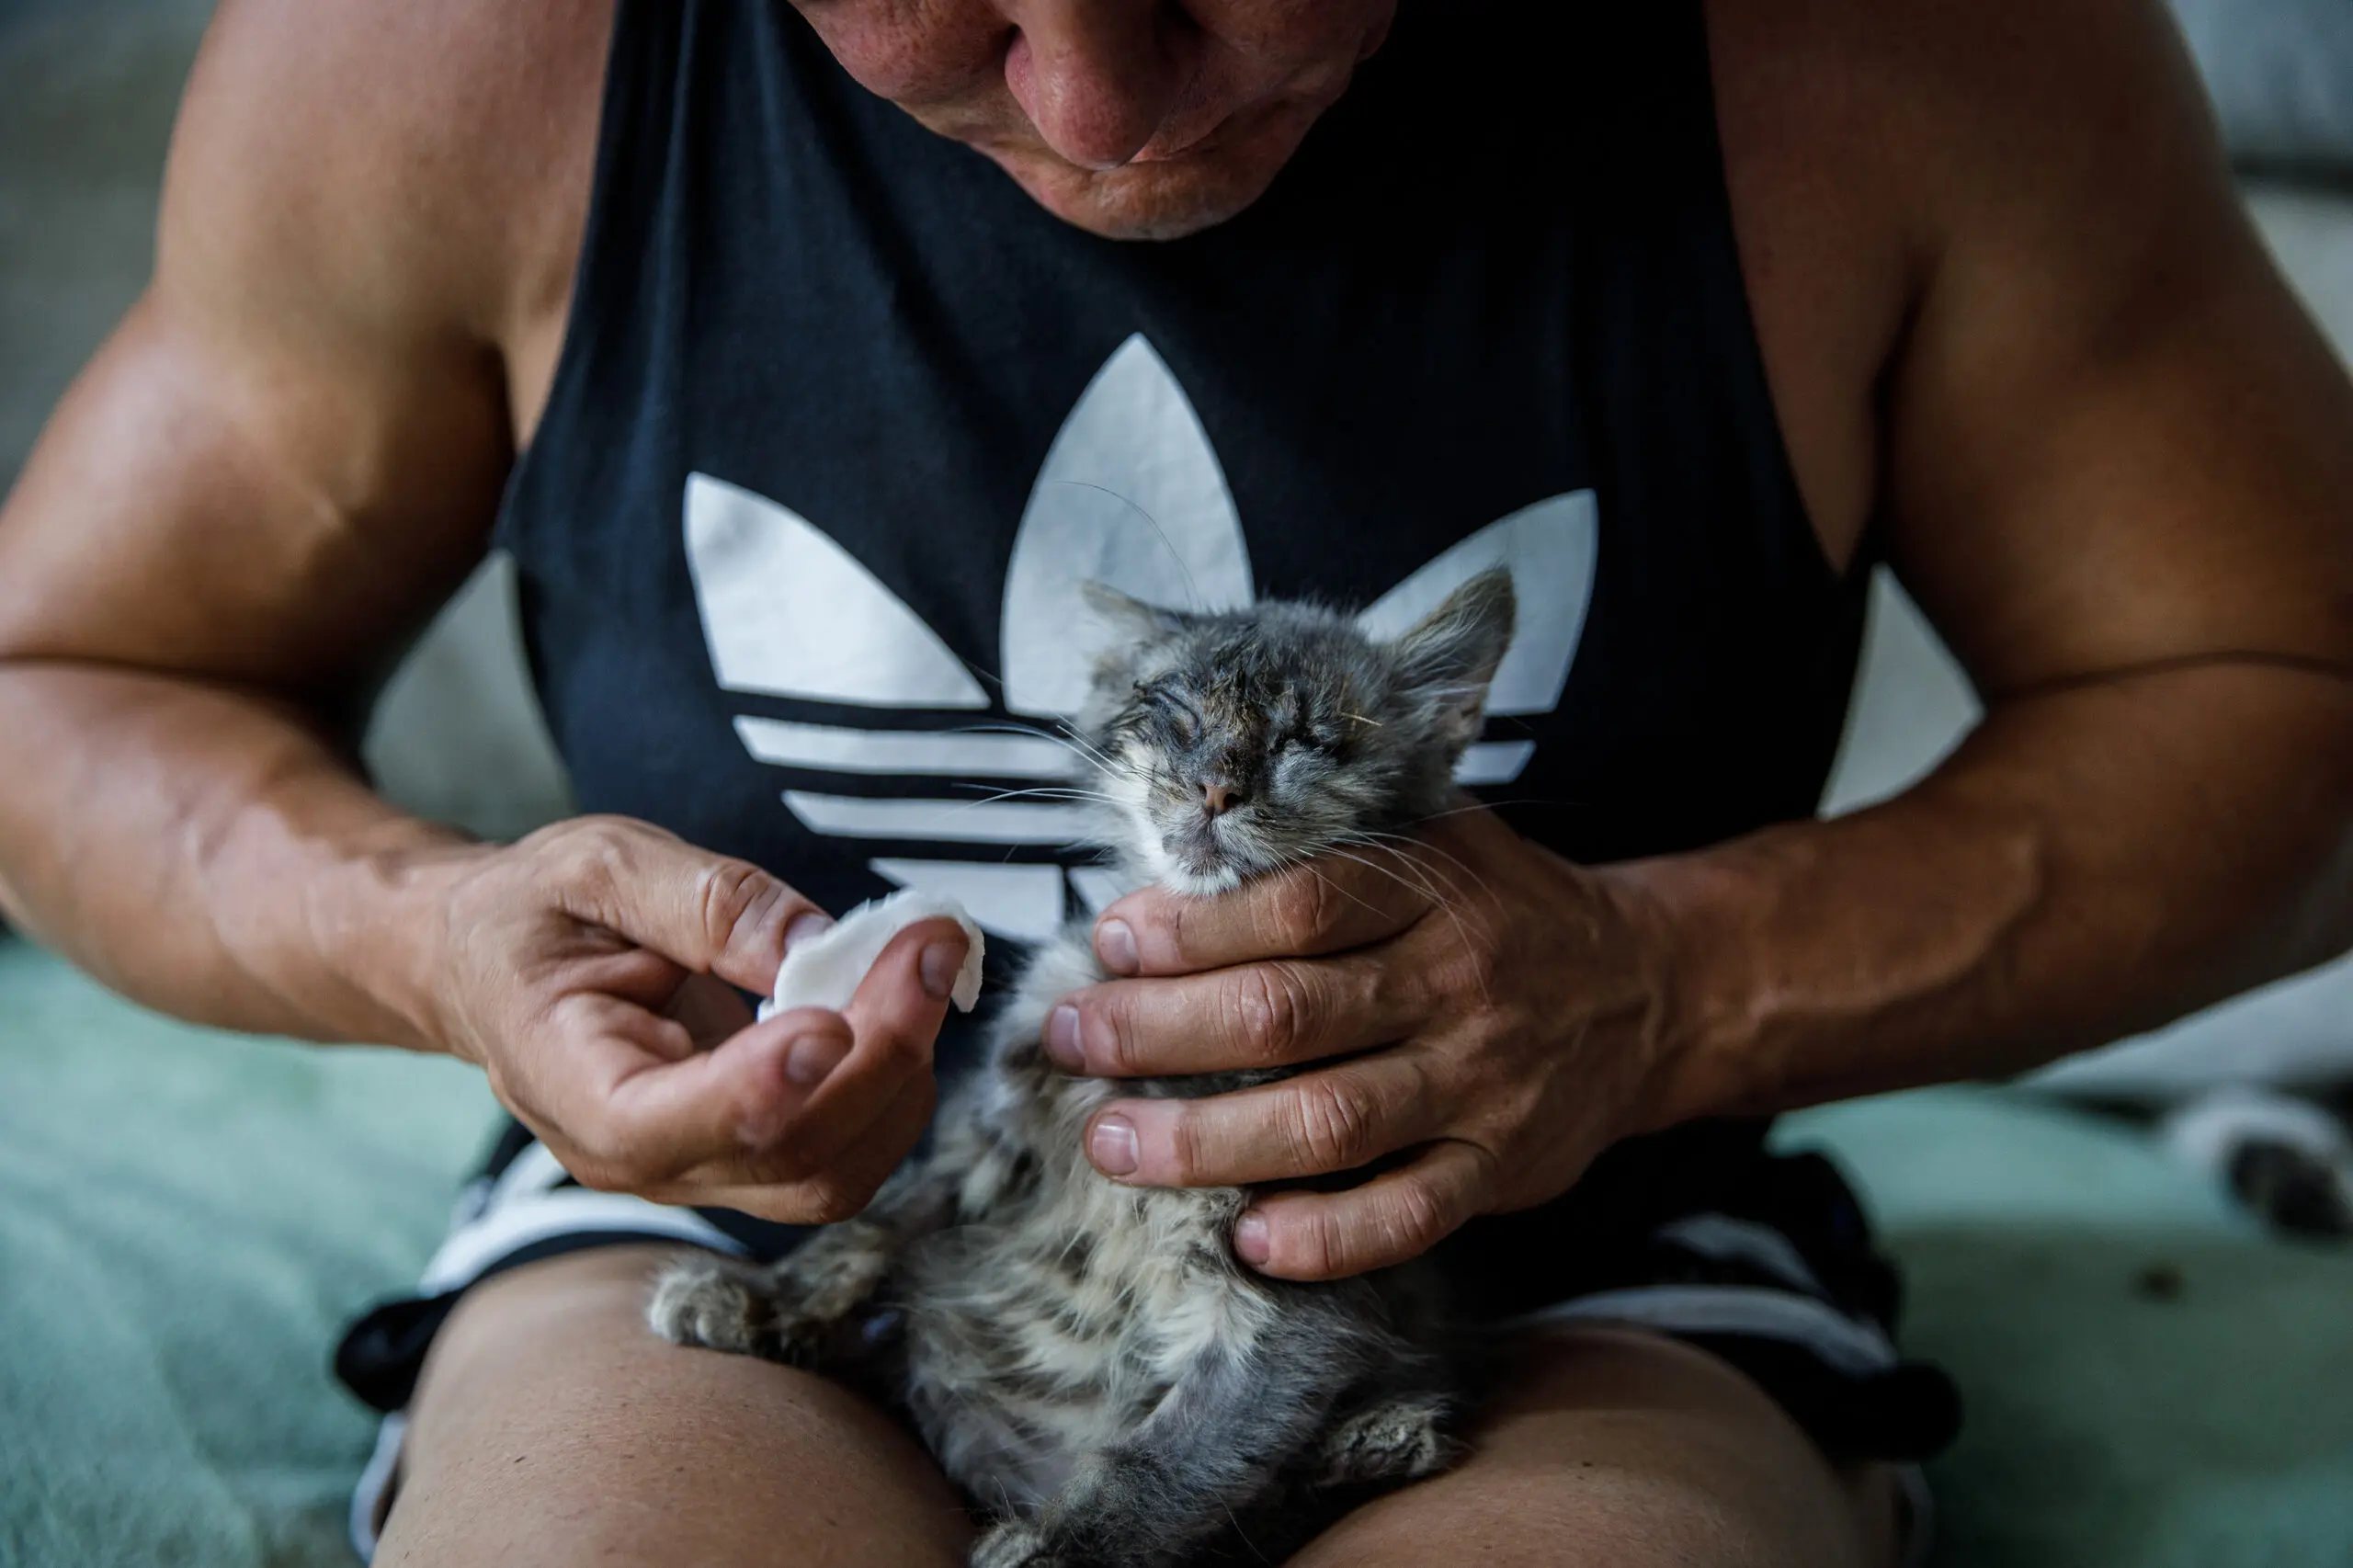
[652,571,1516,1567]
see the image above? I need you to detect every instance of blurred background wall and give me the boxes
[4,0,2351,1096]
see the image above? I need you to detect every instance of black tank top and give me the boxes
[500,0,1868,954]
[449,0,1925,1336]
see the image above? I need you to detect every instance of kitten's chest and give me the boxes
[899,1157,1267,1505]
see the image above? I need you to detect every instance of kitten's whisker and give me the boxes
[1325,831,1457,894]
[940,719,1120,775]
[1374,851,1485,933]
[1049,481,1203,609]
[1054,733,1123,773]
[1319,847,1450,915]
[1220,1499,1271,1564]
[951,784,1122,807]
[1417,795,1584,821]
[917,793,1108,828]
[1320,845,1489,969]
[1324,861,1459,951]
[1305,863,1389,925]
[1343,828,1498,908]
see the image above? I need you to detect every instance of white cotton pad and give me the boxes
[756,891,987,1019]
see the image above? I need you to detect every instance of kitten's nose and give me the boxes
[1200,780,1241,816]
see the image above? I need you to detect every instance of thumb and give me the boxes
[547,817,832,996]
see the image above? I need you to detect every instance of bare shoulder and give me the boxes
[1712,0,2353,681]
[1704,0,1929,571]
[1731,0,2245,258]
[0,0,612,684]
[1706,0,2229,566]
[165,0,611,421]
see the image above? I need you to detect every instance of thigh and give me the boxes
[1290,1326,1903,1568]
[374,1244,972,1568]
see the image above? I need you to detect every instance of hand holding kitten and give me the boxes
[1043,801,1678,1280]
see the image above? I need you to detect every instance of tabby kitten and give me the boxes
[651,569,1518,1568]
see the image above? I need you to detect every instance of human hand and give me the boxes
[411,816,969,1222]
[1041,804,1678,1279]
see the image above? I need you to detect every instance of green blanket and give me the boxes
[0,940,494,1567]
[1780,1096,2353,1566]
[3,936,2349,1566]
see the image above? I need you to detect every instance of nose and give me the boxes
[1200,779,1243,816]
[1002,1,1186,170]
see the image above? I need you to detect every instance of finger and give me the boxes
[558,918,968,1195]
[1095,844,1439,977]
[663,971,758,1049]
[1234,1140,1495,1280]
[1046,950,1426,1078]
[1083,1051,1448,1187]
[540,939,697,1018]
[773,918,968,1165]
[832,916,969,1076]
[681,1071,939,1224]
[544,815,835,996]
[516,993,852,1187]
[623,1002,926,1201]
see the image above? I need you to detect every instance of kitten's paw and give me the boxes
[969,1519,1064,1568]
[1318,1392,1464,1486]
[646,1256,774,1357]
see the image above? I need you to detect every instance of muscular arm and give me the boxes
[0,0,534,1040]
[1648,0,2353,1117]
[0,0,964,1224]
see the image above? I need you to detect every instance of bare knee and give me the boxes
[1290,1327,1900,1568]
[377,1246,970,1568]
[1298,1459,1858,1568]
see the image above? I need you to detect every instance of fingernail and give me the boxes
[919,940,963,1000]
[785,912,835,949]
[784,1031,850,1087]
[1044,1006,1085,1071]
[1097,918,1139,975]
[1235,1213,1272,1266]
[1089,1114,1139,1176]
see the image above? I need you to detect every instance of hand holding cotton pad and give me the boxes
[756,891,987,1020]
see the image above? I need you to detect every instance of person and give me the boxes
[3,1,2350,1563]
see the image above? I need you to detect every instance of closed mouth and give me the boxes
[1125,114,1230,165]
[1165,817,1233,871]
[1171,837,1225,873]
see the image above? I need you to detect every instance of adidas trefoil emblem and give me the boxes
[683,335,1597,938]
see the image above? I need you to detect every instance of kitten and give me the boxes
[650,569,1518,1568]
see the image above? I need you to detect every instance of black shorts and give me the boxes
[337,1047,1957,1560]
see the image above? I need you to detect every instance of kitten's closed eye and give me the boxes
[1078,570,1517,895]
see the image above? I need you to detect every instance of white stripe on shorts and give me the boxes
[1496,1282,1901,1377]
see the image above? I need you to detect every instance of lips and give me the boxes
[1126,113,1229,165]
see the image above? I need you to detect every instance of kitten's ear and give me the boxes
[1388,568,1517,744]
[1082,581,1184,642]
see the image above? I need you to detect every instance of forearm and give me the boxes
[0,658,472,1051]
[1622,662,2353,1123]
